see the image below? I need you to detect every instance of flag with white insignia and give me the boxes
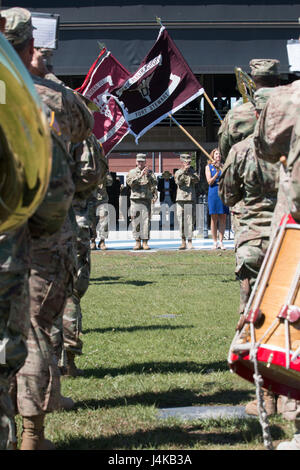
[111,26,204,143]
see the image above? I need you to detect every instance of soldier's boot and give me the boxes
[58,395,75,411]
[178,238,186,250]
[20,415,55,450]
[187,239,193,250]
[64,351,84,378]
[90,239,97,250]
[133,239,141,250]
[142,240,150,250]
[245,390,276,416]
[99,239,107,251]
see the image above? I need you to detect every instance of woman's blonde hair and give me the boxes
[210,148,219,160]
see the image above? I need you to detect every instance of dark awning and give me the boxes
[2,1,300,75]
[53,26,300,76]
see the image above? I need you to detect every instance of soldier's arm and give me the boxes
[126,170,141,187]
[218,112,231,159]
[174,168,188,186]
[218,149,244,206]
[190,170,200,184]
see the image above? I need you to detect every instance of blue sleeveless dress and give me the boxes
[207,164,229,215]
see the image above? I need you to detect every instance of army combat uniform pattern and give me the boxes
[126,167,157,241]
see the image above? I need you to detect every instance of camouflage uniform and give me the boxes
[90,172,113,245]
[219,114,279,315]
[59,135,106,368]
[126,154,157,244]
[2,11,94,426]
[254,79,300,239]
[0,7,45,449]
[254,80,300,450]
[175,154,200,244]
[0,226,30,449]
[218,58,280,246]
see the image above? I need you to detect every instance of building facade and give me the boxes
[3,1,300,181]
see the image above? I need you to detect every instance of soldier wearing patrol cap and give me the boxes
[1,6,96,450]
[174,154,199,250]
[0,5,35,451]
[219,87,281,420]
[218,58,280,277]
[126,153,157,250]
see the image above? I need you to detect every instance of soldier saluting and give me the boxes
[175,154,200,250]
[126,153,157,250]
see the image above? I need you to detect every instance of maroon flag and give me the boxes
[111,26,204,143]
[77,49,130,156]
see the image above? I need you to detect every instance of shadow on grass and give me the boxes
[83,324,194,334]
[74,387,254,411]
[54,420,285,451]
[89,276,155,286]
[79,359,228,379]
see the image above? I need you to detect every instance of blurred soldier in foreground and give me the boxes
[0,6,53,450]
[218,59,280,245]
[90,169,113,251]
[174,154,200,250]
[126,154,157,250]
[2,6,95,450]
[219,87,280,416]
[60,135,107,377]
[253,78,300,450]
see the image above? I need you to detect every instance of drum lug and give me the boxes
[278,304,300,323]
[246,308,262,324]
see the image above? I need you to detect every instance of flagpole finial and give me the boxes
[97,41,106,51]
[156,16,162,26]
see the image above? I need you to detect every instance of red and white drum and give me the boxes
[229,215,300,400]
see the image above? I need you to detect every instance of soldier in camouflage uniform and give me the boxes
[0,7,49,450]
[219,88,279,319]
[218,59,280,243]
[253,80,300,450]
[219,88,281,417]
[175,154,200,250]
[59,135,107,377]
[90,170,113,251]
[126,154,157,250]
[2,7,95,450]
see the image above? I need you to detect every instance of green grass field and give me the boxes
[45,250,293,450]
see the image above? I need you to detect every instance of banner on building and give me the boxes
[111,26,204,143]
[78,49,130,156]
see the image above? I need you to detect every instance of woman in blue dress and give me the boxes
[205,148,229,250]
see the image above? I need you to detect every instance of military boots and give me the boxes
[90,239,97,250]
[64,351,84,377]
[98,239,107,250]
[142,240,150,250]
[178,238,186,250]
[187,239,193,250]
[133,239,142,250]
[20,415,55,450]
[245,390,276,416]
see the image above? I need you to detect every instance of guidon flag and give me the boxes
[77,48,130,156]
[111,26,204,143]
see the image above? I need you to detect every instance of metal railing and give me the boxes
[158,109,204,127]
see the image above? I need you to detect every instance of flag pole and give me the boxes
[168,114,213,162]
[154,16,217,161]
[203,91,223,124]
